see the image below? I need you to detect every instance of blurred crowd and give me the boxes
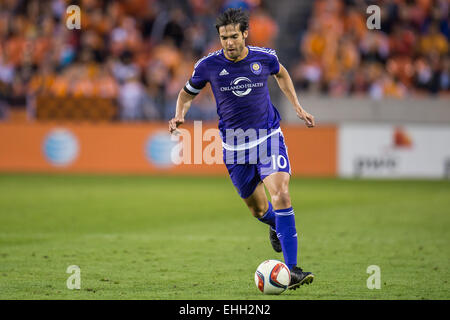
[0,0,270,121]
[292,0,449,98]
[0,0,448,122]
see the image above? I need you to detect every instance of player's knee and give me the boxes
[247,203,268,218]
[271,190,291,209]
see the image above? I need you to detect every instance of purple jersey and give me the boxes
[184,46,281,138]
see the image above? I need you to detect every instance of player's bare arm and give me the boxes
[274,64,315,128]
[168,89,195,134]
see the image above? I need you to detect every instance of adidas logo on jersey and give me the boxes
[219,69,229,76]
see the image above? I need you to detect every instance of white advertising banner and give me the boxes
[339,124,450,178]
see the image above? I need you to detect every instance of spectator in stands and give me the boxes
[419,23,448,57]
[248,7,278,48]
[118,74,146,121]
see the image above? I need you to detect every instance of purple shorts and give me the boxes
[223,131,291,199]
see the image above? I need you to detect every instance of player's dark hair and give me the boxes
[215,8,249,34]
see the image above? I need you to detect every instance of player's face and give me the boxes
[218,24,248,60]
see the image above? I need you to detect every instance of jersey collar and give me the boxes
[222,46,250,63]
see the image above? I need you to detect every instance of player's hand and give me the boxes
[168,116,184,134]
[296,108,315,128]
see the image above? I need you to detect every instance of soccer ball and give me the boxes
[254,259,291,295]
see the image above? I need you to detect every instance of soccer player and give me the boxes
[168,8,315,289]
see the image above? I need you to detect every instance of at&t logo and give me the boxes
[42,128,79,167]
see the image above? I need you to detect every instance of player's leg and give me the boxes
[258,132,296,267]
[263,172,314,289]
[258,131,314,289]
[223,156,274,222]
[263,172,296,267]
[242,182,268,218]
[222,148,280,251]
[262,171,291,209]
[242,182,282,252]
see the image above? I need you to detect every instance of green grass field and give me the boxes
[0,174,449,300]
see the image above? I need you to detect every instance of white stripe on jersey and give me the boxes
[222,127,282,151]
[248,45,276,52]
[194,49,223,69]
[248,46,277,57]
[279,130,291,175]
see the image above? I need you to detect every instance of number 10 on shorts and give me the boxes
[271,155,287,170]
